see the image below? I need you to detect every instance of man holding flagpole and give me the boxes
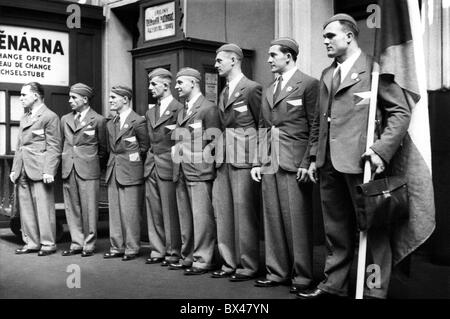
[298,13,411,299]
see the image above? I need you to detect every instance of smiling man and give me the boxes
[211,43,262,282]
[60,83,107,257]
[250,38,319,294]
[104,86,150,261]
[169,67,220,275]
[144,68,183,267]
[10,82,61,256]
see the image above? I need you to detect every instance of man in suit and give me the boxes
[10,82,62,256]
[60,83,107,257]
[169,67,221,275]
[104,86,150,261]
[250,38,319,294]
[144,68,183,266]
[297,14,411,299]
[211,43,262,282]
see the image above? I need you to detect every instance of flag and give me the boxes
[374,0,436,266]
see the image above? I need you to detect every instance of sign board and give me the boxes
[0,25,69,86]
[205,72,218,104]
[144,2,176,41]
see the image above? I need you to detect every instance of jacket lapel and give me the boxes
[115,110,135,143]
[225,77,247,109]
[336,53,367,95]
[23,104,47,130]
[155,98,177,128]
[180,95,202,126]
[266,82,275,109]
[148,104,157,128]
[273,70,302,106]
[322,64,335,96]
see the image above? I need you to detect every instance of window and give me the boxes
[0,91,22,155]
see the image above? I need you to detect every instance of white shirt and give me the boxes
[75,106,90,122]
[334,48,362,83]
[186,92,202,115]
[158,95,173,117]
[227,73,244,99]
[119,107,132,129]
[274,67,297,93]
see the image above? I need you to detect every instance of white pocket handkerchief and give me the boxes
[234,105,248,113]
[84,130,95,136]
[165,124,176,131]
[287,99,303,107]
[124,136,137,143]
[129,152,141,162]
[189,121,202,129]
[32,129,44,135]
[148,104,155,109]
[86,124,94,129]
[233,100,245,106]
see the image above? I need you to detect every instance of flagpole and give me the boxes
[355,62,380,299]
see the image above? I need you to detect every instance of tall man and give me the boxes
[10,82,62,256]
[298,14,411,299]
[251,38,319,293]
[212,43,262,281]
[60,83,107,257]
[144,68,183,266]
[104,86,150,261]
[170,67,220,275]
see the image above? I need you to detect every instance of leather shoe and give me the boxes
[122,254,139,261]
[184,267,208,275]
[37,250,56,256]
[290,285,310,294]
[296,288,336,299]
[161,260,170,267]
[230,274,254,282]
[145,257,164,264]
[15,247,39,254]
[103,252,124,259]
[254,279,283,287]
[168,262,190,270]
[81,251,94,257]
[61,249,82,256]
[211,270,233,278]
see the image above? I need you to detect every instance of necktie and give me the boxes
[75,113,81,128]
[327,65,341,118]
[185,101,191,118]
[273,75,283,102]
[155,101,161,121]
[222,84,229,106]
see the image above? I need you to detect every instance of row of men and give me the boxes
[10,13,411,299]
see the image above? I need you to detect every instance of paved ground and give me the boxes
[0,223,449,300]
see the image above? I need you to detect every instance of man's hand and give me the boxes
[43,174,54,184]
[251,167,262,182]
[308,162,318,184]
[296,168,309,183]
[362,149,385,175]
[9,171,15,183]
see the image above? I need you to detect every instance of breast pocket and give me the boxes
[286,98,305,116]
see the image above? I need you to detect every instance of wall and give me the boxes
[103,7,134,115]
[183,0,275,88]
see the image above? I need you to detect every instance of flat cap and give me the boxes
[111,85,132,99]
[323,13,359,33]
[216,43,243,59]
[70,83,94,98]
[176,67,201,81]
[270,37,299,55]
[148,68,172,80]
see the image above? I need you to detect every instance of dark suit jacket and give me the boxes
[105,110,150,186]
[11,104,62,182]
[258,69,319,172]
[216,76,262,169]
[144,97,184,180]
[172,95,220,182]
[61,108,107,180]
[309,53,411,174]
